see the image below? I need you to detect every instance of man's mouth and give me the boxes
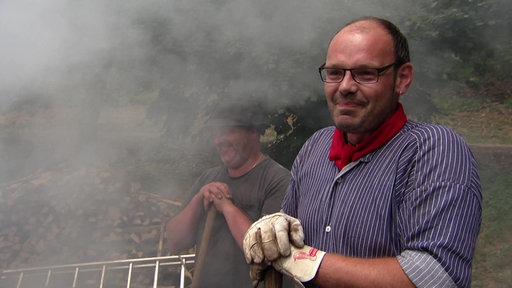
[336,101,364,114]
[216,145,233,156]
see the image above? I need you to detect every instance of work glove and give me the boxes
[272,244,326,287]
[243,212,305,264]
[248,245,326,288]
[248,262,267,288]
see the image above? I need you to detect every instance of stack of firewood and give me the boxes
[0,161,186,270]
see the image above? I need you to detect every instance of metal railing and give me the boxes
[0,254,195,288]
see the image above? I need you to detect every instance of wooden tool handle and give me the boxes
[264,267,283,288]
[191,207,217,288]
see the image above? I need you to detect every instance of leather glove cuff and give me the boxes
[273,245,326,285]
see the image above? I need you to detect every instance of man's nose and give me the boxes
[212,130,227,145]
[337,71,358,94]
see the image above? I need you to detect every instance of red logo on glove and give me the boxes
[293,248,318,262]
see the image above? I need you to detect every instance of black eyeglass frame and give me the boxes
[318,62,397,84]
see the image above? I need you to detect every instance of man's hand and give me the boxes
[197,182,232,211]
[243,212,305,264]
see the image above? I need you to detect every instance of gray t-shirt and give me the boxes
[188,157,290,288]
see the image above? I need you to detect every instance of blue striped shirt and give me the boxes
[282,121,482,288]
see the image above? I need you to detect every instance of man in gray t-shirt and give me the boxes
[166,100,291,288]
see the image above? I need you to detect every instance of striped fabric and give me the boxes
[282,121,482,288]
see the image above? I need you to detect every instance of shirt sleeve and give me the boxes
[397,250,456,287]
[396,125,482,287]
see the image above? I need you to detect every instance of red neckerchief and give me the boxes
[328,103,407,170]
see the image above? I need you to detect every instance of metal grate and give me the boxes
[0,254,195,288]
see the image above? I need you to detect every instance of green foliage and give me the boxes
[406,0,512,98]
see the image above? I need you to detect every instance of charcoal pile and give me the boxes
[0,161,185,271]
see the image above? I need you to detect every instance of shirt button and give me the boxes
[325,226,331,232]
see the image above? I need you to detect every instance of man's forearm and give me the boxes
[166,194,204,254]
[222,204,252,249]
[313,254,415,288]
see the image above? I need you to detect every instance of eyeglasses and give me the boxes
[318,63,396,84]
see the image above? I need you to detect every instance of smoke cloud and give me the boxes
[0,0,414,184]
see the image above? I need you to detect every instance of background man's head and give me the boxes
[207,100,267,134]
[207,100,267,169]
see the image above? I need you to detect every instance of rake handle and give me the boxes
[264,267,282,288]
[191,207,217,288]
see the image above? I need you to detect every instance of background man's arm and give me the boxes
[166,193,204,254]
[212,196,252,249]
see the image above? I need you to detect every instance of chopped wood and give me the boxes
[0,162,186,272]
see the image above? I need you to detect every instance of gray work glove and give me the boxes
[248,263,267,288]
[243,212,305,287]
[244,212,305,264]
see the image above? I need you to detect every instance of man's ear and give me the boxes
[395,63,414,95]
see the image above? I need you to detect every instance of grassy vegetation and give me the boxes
[431,96,512,145]
[471,150,512,287]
